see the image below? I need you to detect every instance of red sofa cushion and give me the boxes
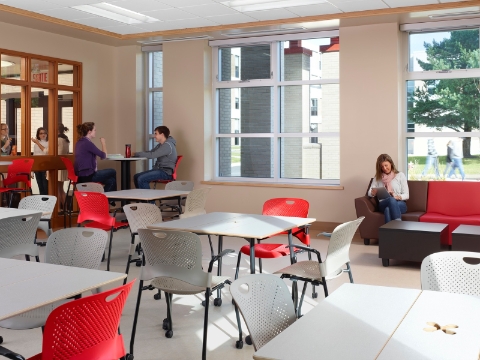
[420,213,480,245]
[427,181,480,216]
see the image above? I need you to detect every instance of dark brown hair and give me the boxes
[154,125,170,138]
[375,153,399,181]
[77,122,95,138]
[36,127,47,141]
[58,123,70,143]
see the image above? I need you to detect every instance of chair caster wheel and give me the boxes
[125,354,134,360]
[154,292,161,300]
[312,292,318,299]
[165,330,173,338]
[135,260,142,267]
[235,340,243,349]
[201,300,206,307]
[245,335,252,345]
[213,298,222,306]
[0,335,3,344]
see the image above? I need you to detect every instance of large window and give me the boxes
[406,29,480,181]
[213,33,340,184]
[146,50,163,168]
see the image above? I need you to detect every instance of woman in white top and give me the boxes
[368,154,409,223]
[31,127,48,195]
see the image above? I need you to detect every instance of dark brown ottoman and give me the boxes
[452,225,480,252]
[379,221,449,267]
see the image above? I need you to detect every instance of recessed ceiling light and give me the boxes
[221,0,325,12]
[139,35,213,44]
[1,60,14,67]
[429,11,480,19]
[221,26,306,37]
[72,2,159,25]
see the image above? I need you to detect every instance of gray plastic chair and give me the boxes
[275,217,364,315]
[129,229,233,360]
[18,195,57,240]
[0,228,107,330]
[160,180,194,215]
[123,203,163,283]
[180,188,210,219]
[421,251,480,296]
[230,274,296,351]
[0,212,42,260]
[75,182,104,193]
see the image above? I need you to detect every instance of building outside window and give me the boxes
[213,32,339,184]
[406,28,480,181]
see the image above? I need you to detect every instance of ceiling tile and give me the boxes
[159,0,216,7]
[140,17,218,31]
[327,0,388,12]
[142,8,199,21]
[206,13,257,24]
[0,0,60,11]
[98,24,149,34]
[246,8,299,21]
[37,8,94,21]
[107,0,173,13]
[383,0,438,7]
[181,3,238,17]
[71,16,124,28]
[286,3,342,16]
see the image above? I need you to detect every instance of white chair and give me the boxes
[0,228,107,331]
[0,212,42,261]
[421,251,480,296]
[275,217,364,315]
[75,182,104,193]
[230,274,296,351]
[160,180,194,215]
[129,229,233,360]
[122,203,163,284]
[180,187,210,219]
[18,195,57,241]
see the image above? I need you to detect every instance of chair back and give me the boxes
[0,212,42,258]
[421,251,480,296]
[262,198,310,245]
[230,274,296,351]
[138,228,211,287]
[76,182,104,193]
[3,158,34,187]
[18,195,57,220]
[171,155,183,181]
[321,217,364,277]
[165,180,194,192]
[123,203,163,234]
[45,228,108,269]
[180,188,210,219]
[60,157,78,184]
[75,191,114,227]
[40,281,134,360]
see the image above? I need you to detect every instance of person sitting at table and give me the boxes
[74,122,117,193]
[31,127,49,195]
[1,123,12,156]
[133,125,177,189]
[368,153,409,223]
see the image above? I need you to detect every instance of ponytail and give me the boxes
[77,122,95,137]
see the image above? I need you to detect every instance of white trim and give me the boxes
[216,132,339,137]
[400,18,480,33]
[209,30,339,47]
[212,176,340,185]
[405,132,480,137]
[141,44,163,52]
[406,69,480,80]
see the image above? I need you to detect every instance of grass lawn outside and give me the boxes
[231,145,240,164]
[408,155,480,180]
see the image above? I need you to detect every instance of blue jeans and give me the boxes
[448,158,465,180]
[134,169,172,189]
[421,156,440,178]
[34,171,48,195]
[378,197,407,223]
[91,169,117,192]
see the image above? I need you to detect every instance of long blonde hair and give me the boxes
[375,154,399,181]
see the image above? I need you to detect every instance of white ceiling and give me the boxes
[0,0,471,35]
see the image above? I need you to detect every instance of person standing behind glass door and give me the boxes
[0,124,11,155]
[57,124,70,212]
[421,138,440,179]
[31,127,49,195]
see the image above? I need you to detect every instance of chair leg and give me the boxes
[165,292,173,335]
[124,234,135,285]
[322,277,328,298]
[257,239,262,273]
[297,281,308,318]
[234,302,243,348]
[202,288,211,360]
[346,262,354,283]
[234,252,242,280]
[207,235,214,259]
[106,227,114,271]
[129,280,144,355]
[306,247,317,298]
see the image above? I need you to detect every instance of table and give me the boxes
[379,221,449,267]
[452,225,480,252]
[0,258,126,321]
[0,207,42,218]
[105,157,147,190]
[253,283,480,360]
[0,161,12,166]
[104,189,190,202]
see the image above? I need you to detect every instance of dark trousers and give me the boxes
[34,171,48,195]
[77,168,117,192]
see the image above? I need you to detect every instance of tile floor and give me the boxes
[1,228,422,359]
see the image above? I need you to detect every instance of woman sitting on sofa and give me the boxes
[368,154,409,223]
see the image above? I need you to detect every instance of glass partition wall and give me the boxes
[0,49,81,214]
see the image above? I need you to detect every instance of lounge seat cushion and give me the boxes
[420,213,480,245]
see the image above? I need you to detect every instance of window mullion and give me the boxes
[272,41,279,182]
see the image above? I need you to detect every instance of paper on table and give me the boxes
[107,154,124,159]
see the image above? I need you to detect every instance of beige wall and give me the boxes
[162,22,404,223]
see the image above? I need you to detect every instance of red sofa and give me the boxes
[420,181,480,245]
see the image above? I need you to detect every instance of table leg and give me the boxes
[216,235,223,300]
[121,161,131,190]
[249,238,255,274]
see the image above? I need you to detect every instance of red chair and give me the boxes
[234,198,310,278]
[152,155,183,188]
[75,191,129,271]
[0,280,135,360]
[60,157,78,228]
[0,158,34,207]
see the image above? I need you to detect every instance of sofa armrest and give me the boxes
[354,196,377,215]
[354,196,385,241]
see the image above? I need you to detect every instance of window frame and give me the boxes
[211,31,340,185]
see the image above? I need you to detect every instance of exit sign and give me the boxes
[33,73,48,83]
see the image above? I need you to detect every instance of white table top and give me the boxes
[104,189,190,201]
[0,161,12,166]
[0,207,43,219]
[253,284,480,360]
[0,258,127,321]
[147,212,316,239]
[105,157,147,161]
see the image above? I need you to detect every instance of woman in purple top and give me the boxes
[74,122,117,193]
